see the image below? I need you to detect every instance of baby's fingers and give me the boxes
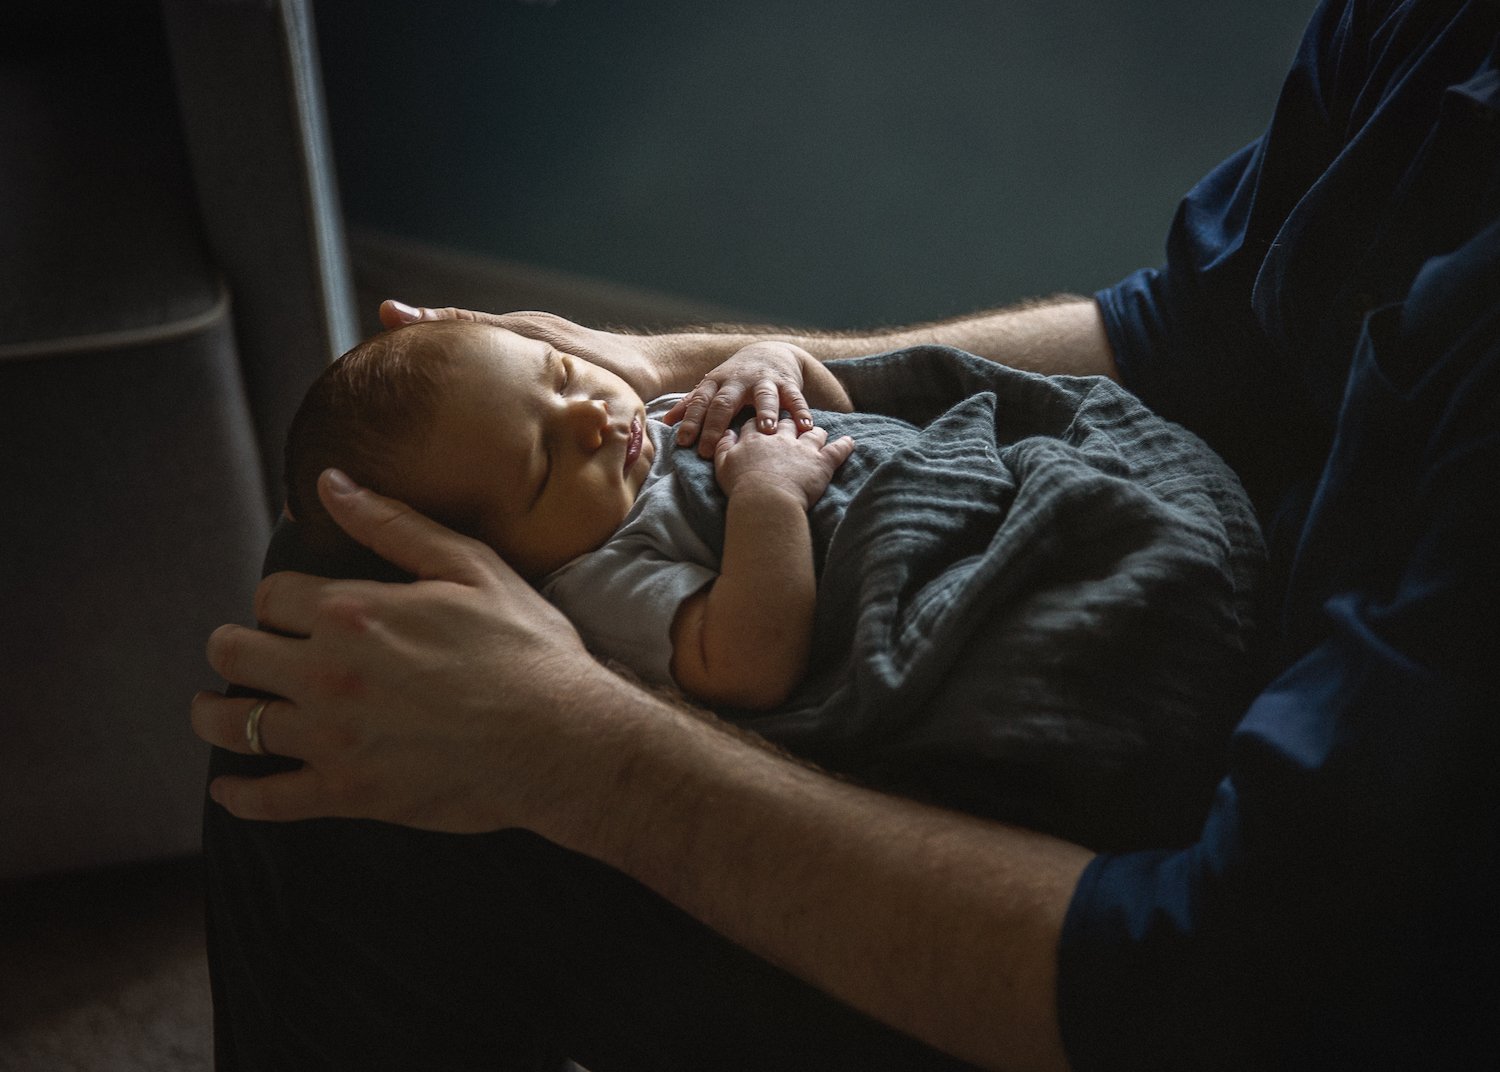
[697,383,748,456]
[748,381,814,436]
[662,394,690,426]
[668,379,718,443]
[752,380,781,434]
[784,387,814,435]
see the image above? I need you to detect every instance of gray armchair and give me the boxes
[0,0,354,881]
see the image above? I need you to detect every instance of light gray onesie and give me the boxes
[538,414,716,685]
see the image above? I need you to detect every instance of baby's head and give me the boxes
[285,320,655,578]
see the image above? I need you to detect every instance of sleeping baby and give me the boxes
[285,319,855,711]
[283,318,1266,850]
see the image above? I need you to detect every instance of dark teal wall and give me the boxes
[313,0,1312,326]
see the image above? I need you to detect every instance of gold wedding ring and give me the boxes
[245,699,269,756]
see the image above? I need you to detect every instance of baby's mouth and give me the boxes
[623,416,643,474]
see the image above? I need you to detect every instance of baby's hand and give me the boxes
[713,417,855,509]
[665,341,819,457]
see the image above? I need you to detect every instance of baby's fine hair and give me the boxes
[283,323,458,552]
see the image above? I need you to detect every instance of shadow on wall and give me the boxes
[315,0,1312,327]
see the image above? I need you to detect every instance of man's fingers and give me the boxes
[252,570,334,635]
[317,469,490,584]
[191,692,308,759]
[377,299,466,327]
[379,299,509,330]
[492,312,640,382]
[801,426,830,446]
[209,767,328,823]
[379,299,422,328]
[205,625,304,700]
[491,310,580,348]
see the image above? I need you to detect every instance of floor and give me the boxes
[0,856,212,1072]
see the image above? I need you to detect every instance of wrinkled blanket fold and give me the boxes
[666,346,1264,849]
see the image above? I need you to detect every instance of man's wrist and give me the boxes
[524,661,686,852]
[535,668,795,877]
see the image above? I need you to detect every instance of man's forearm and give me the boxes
[543,673,1093,1072]
[656,295,1118,389]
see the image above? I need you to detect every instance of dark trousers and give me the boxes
[203,743,977,1071]
[203,522,977,1069]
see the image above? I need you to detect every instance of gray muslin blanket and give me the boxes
[666,346,1264,850]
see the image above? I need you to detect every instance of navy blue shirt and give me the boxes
[1059,1,1500,1067]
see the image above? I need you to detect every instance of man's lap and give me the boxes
[203,753,974,1070]
[202,521,974,1070]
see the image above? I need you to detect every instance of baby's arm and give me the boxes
[669,419,854,710]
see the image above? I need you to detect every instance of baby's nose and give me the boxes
[563,397,609,450]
